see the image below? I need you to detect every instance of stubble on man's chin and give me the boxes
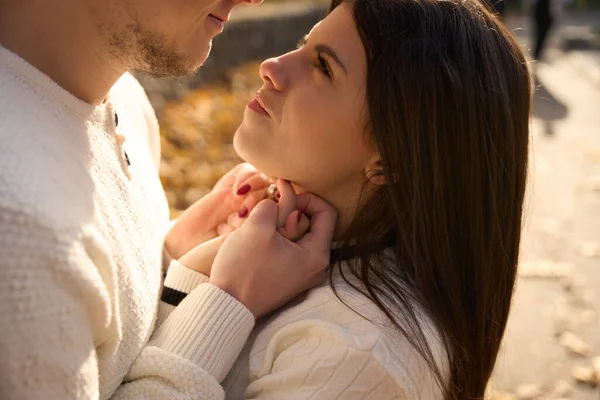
[108,23,199,78]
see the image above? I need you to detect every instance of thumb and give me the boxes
[244,199,280,230]
[278,209,310,242]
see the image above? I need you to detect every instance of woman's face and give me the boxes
[233,3,377,204]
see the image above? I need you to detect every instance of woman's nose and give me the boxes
[259,57,288,92]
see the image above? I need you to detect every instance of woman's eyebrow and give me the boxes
[314,44,348,75]
[298,35,348,76]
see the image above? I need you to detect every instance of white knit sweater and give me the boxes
[0,44,446,400]
[0,45,254,399]
[220,263,448,399]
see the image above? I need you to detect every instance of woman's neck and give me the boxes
[290,182,361,241]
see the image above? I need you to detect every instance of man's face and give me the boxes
[95,0,255,77]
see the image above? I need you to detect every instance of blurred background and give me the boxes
[135,0,600,398]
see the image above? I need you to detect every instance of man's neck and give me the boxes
[0,0,124,105]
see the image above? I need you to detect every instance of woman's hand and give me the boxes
[210,190,336,318]
[179,179,310,276]
[164,163,270,260]
[216,178,309,239]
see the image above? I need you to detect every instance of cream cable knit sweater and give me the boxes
[0,44,446,400]
[162,260,448,399]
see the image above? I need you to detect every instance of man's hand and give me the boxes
[208,189,337,318]
[164,163,270,260]
[179,179,310,276]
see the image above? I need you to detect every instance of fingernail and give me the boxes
[236,184,251,195]
[296,209,303,223]
[275,191,281,200]
[238,206,249,218]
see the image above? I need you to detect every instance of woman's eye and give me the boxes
[316,55,331,79]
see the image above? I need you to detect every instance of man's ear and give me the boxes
[365,156,386,186]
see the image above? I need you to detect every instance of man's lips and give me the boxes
[208,14,227,31]
[209,13,228,23]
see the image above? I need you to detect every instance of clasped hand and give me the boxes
[164,163,337,318]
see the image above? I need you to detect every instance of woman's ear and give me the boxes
[365,156,387,186]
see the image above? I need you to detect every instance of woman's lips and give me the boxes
[247,94,270,117]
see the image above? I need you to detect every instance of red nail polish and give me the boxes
[275,191,281,200]
[238,206,249,218]
[296,209,303,223]
[236,184,251,195]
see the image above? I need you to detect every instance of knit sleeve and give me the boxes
[114,283,255,399]
[0,210,254,399]
[156,259,210,326]
[245,328,408,400]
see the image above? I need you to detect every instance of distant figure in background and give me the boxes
[533,0,555,60]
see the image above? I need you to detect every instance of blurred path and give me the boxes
[490,11,600,400]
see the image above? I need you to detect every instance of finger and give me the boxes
[179,235,227,276]
[174,188,231,232]
[278,210,310,242]
[295,192,337,252]
[231,166,265,195]
[227,211,246,229]
[217,222,237,237]
[244,199,279,230]
[239,188,270,215]
[276,179,296,228]
[213,163,253,191]
[234,172,272,197]
[297,212,310,237]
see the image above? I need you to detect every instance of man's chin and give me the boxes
[143,58,202,79]
[138,42,211,79]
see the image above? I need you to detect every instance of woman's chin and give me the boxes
[233,131,272,176]
[232,127,254,164]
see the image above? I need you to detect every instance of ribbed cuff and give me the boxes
[150,283,255,382]
[156,260,210,326]
[164,260,210,293]
[156,301,176,328]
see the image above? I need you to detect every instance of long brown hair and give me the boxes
[328,0,531,398]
